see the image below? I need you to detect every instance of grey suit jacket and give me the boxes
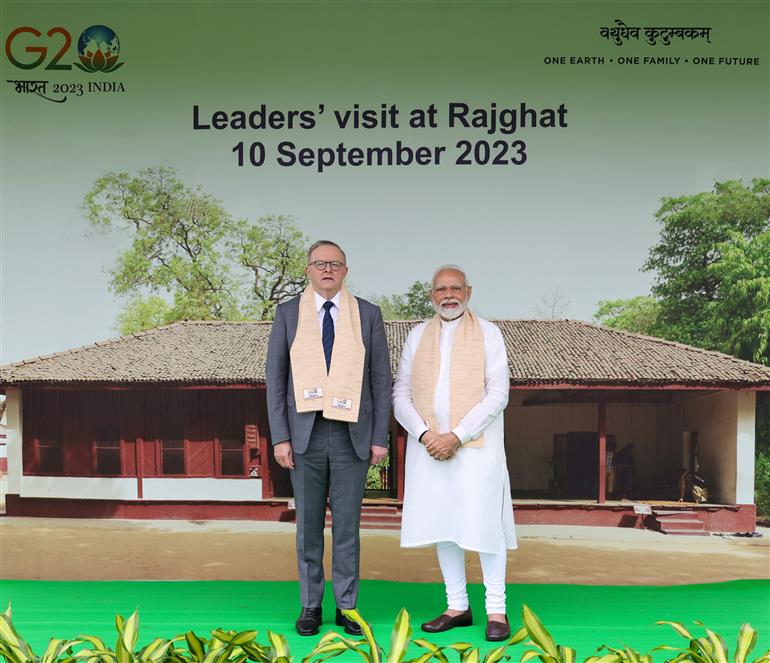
[266,294,392,461]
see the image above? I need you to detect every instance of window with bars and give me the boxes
[161,440,185,475]
[94,423,122,475]
[161,423,185,475]
[220,438,245,476]
[37,438,63,474]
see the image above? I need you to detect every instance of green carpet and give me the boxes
[1,580,768,660]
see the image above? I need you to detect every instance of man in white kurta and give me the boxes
[393,265,516,641]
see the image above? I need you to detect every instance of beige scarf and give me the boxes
[412,309,486,448]
[290,285,365,423]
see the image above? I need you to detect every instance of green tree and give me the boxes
[643,178,770,350]
[709,230,770,516]
[231,215,309,320]
[376,281,434,320]
[85,166,241,321]
[708,230,770,365]
[641,179,770,515]
[85,167,310,326]
[115,295,174,335]
[593,296,659,335]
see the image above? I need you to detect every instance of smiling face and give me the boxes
[306,243,348,299]
[430,268,472,321]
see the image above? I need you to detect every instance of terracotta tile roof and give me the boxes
[1,319,769,388]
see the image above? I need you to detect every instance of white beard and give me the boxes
[434,298,466,321]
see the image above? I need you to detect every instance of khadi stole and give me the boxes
[412,309,485,448]
[290,285,365,423]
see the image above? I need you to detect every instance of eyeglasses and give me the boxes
[432,285,467,295]
[309,260,345,271]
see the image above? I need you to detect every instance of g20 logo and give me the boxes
[5,25,124,73]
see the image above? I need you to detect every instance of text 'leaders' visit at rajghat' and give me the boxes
[266,249,517,642]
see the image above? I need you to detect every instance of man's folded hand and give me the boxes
[425,432,461,461]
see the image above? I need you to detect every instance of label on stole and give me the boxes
[304,386,324,400]
[331,397,353,410]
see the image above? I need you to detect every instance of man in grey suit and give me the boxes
[266,239,391,636]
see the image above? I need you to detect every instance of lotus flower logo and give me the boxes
[74,25,124,73]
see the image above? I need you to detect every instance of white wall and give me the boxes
[142,478,262,501]
[682,392,736,502]
[505,403,594,490]
[658,391,756,504]
[504,401,657,491]
[20,476,263,501]
[736,392,756,504]
[21,476,138,499]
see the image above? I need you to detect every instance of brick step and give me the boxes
[358,521,402,530]
[324,520,402,530]
[361,509,401,517]
[653,509,698,518]
[325,506,402,530]
[651,506,706,535]
[659,528,710,536]
[361,505,401,515]
[657,518,705,530]
[324,506,401,515]
[358,514,402,523]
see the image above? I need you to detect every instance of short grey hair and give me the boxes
[431,264,469,287]
[307,240,347,264]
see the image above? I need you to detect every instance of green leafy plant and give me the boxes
[0,604,79,663]
[302,608,382,663]
[587,645,652,663]
[755,450,770,519]
[408,636,475,663]
[73,610,177,663]
[166,627,288,663]
[3,603,770,663]
[655,620,770,663]
[518,605,575,663]
[301,607,520,663]
[265,631,291,663]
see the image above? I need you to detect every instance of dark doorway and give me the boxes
[553,432,614,499]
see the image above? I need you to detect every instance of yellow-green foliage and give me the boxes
[1,604,769,663]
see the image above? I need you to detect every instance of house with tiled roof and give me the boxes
[1,319,768,532]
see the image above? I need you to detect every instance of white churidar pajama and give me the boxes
[394,316,516,614]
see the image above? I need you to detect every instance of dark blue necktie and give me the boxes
[322,300,335,372]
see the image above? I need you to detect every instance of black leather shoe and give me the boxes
[336,608,364,636]
[485,616,510,642]
[296,607,322,636]
[421,608,473,633]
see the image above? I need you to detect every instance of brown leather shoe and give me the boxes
[421,609,473,633]
[485,616,510,642]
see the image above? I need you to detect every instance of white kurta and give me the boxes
[394,316,517,554]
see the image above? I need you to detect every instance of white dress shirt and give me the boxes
[314,291,340,332]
